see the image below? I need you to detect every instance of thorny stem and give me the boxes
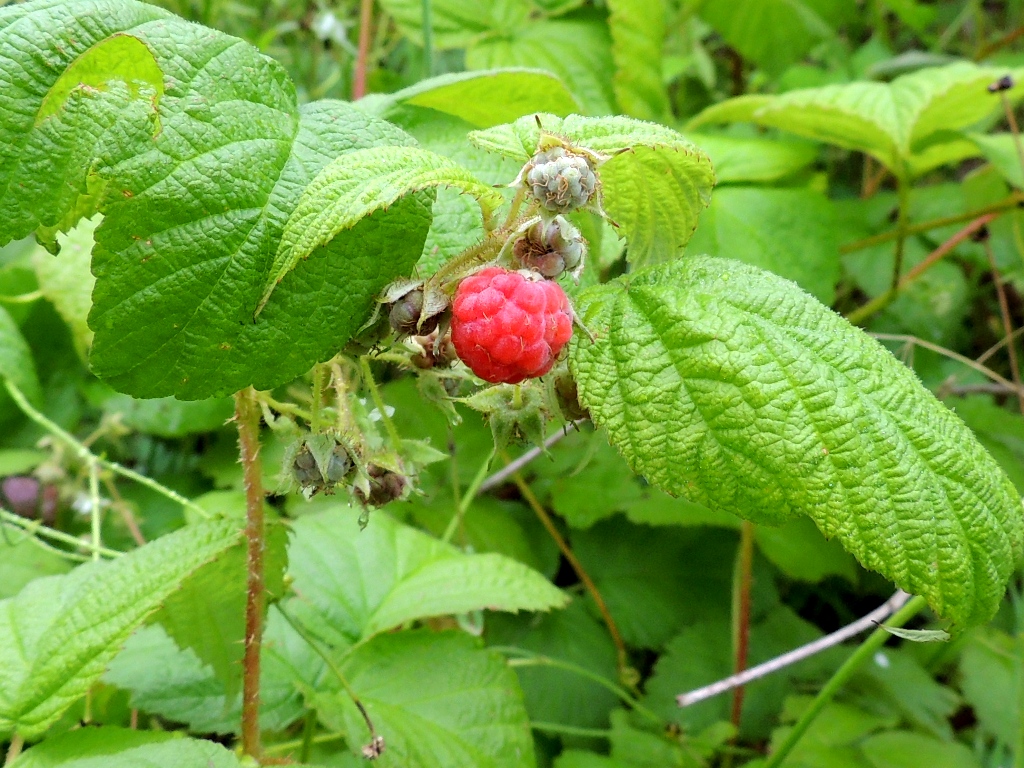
[890,175,911,295]
[678,591,911,707]
[507,465,632,684]
[981,236,1024,413]
[352,0,373,99]
[729,521,755,732]
[839,193,1024,254]
[235,387,266,762]
[762,596,927,768]
[847,213,999,325]
[311,363,327,433]
[5,381,210,520]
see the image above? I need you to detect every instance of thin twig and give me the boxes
[507,465,632,682]
[5,381,210,520]
[982,236,1024,412]
[978,326,1024,365]
[976,25,1024,60]
[677,591,912,707]
[102,475,146,547]
[871,332,1024,395]
[4,734,23,766]
[478,426,576,493]
[847,214,999,325]
[729,521,755,731]
[0,507,122,558]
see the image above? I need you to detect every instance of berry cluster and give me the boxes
[451,267,573,384]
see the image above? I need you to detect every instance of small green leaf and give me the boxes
[314,630,534,768]
[959,628,1022,745]
[363,69,581,128]
[606,0,669,121]
[875,626,951,643]
[470,113,715,267]
[0,518,240,738]
[691,134,818,184]
[265,146,502,312]
[685,186,840,304]
[690,63,1024,174]
[8,726,242,768]
[287,509,566,644]
[467,19,616,116]
[569,255,1023,628]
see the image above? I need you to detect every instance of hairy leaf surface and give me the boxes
[569,255,1023,628]
[690,63,1024,174]
[0,519,240,737]
[470,114,715,266]
[9,727,242,768]
[287,509,566,643]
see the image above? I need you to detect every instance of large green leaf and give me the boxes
[314,630,534,768]
[568,255,1023,628]
[287,509,566,644]
[690,63,1024,175]
[698,0,839,76]
[1,1,430,399]
[467,19,617,116]
[359,69,581,128]
[469,113,715,267]
[9,727,242,768]
[685,186,840,304]
[264,146,501,311]
[606,0,669,121]
[0,518,240,738]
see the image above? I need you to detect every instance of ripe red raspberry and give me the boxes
[451,267,573,384]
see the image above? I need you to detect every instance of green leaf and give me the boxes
[767,696,896,768]
[959,627,1022,745]
[875,626,950,642]
[153,519,288,700]
[8,726,242,768]
[685,186,840,304]
[287,509,566,644]
[755,517,858,584]
[487,602,619,729]
[467,19,617,116]
[98,391,235,438]
[968,132,1024,189]
[860,731,981,768]
[0,1,170,243]
[0,304,42,407]
[469,113,715,267]
[2,2,432,398]
[30,216,97,361]
[568,255,1023,628]
[0,518,240,738]
[314,630,534,768]
[377,0,532,49]
[264,146,502,312]
[690,63,1024,174]
[699,0,838,76]
[362,69,581,128]
[691,134,818,184]
[606,0,669,121]
[105,609,321,734]
[0,535,72,601]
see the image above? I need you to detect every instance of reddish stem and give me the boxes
[236,387,266,760]
[352,0,374,100]
[730,521,755,730]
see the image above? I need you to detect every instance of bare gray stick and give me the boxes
[478,424,578,493]
[676,590,912,707]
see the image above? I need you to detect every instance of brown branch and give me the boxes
[730,521,755,730]
[976,26,1024,61]
[982,236,1024,412]
[235,387,266,761]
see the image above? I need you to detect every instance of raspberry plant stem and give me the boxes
[981,236,1024,413]
[507,465,633,684]
[235,386,266,761]
[0,507,123,558]
[311,363,326,433]
[729,521,755,732]
[360,356,402,448]
[352,0,373,99]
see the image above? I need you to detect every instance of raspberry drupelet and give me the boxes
[451,267,574,384]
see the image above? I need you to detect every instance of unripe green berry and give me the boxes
[513,216,586,278]
[524,147,598,213]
